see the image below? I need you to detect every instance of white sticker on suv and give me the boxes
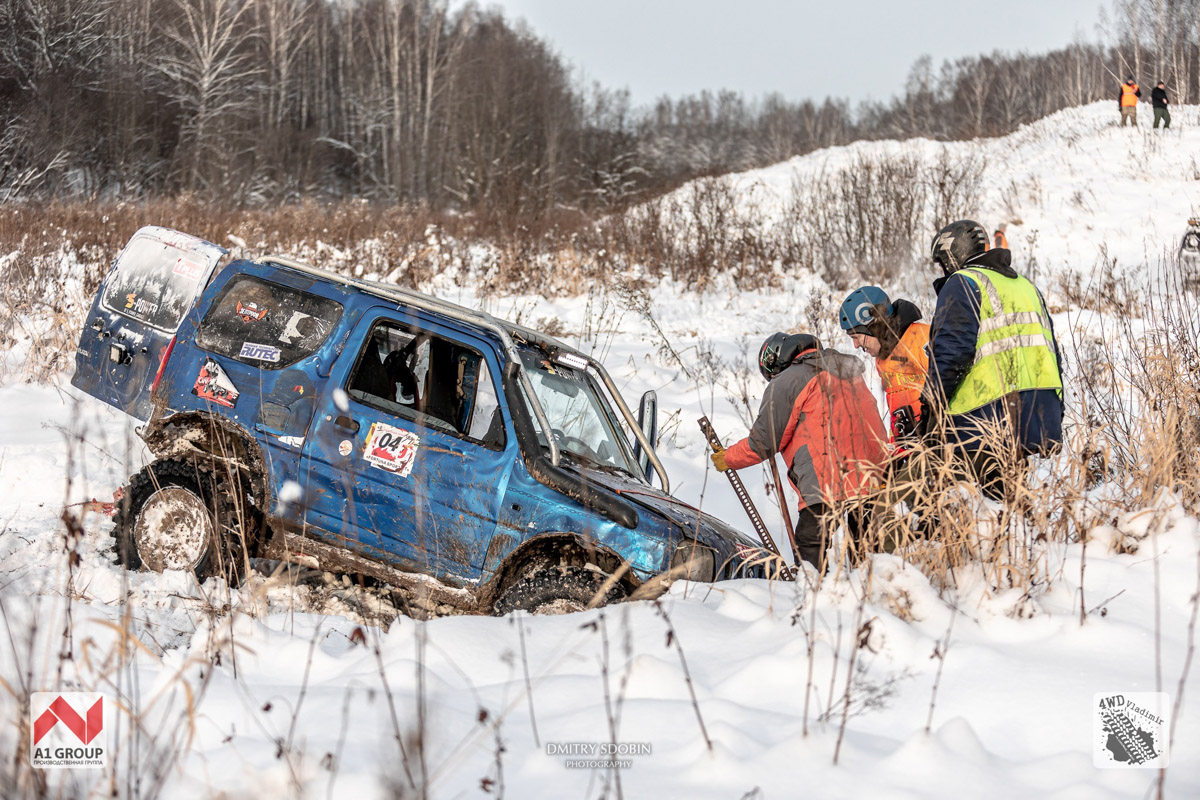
[363,422,420,477]
[239,342,281,362]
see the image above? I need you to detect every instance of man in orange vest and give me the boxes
[1119,76,1141,127]
[993,223,1008,250]
[839,287,930,444]
[710,333,887,572]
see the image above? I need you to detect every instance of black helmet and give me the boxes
[758,332,820,381]
[930,219,989,275]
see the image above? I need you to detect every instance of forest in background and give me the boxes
[1,0,1199,227]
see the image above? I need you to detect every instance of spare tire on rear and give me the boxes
[493,566,626,615]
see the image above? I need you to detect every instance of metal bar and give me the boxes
[696,416,781,558]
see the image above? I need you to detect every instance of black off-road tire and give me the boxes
[113,458,252,583]
[493,566,627,616]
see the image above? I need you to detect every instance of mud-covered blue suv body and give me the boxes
[73,227,765,614]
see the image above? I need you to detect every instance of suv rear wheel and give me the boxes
[114,459,248,582]
[493,566,626,615]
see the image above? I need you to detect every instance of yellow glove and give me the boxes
[710,449,729,472]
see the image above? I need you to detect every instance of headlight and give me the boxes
[670,541,715,582]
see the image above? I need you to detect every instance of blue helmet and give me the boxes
[839,286,893,333]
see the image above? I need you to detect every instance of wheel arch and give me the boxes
[478,531,642,611]
[141,410,272,514]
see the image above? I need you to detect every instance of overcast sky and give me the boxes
[471,0,1109,108]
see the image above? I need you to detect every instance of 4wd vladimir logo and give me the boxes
[1093,692,1170,768]
[30,692,108,769]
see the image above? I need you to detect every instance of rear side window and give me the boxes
[196,275,343,369]
[101,235,214,331]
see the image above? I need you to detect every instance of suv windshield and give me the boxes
[520,351,642,479]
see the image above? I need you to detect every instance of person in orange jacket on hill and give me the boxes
[839,287,930,444]
[710,333,888,572]
[1119,76,1141,126]
[993,223,1009,250]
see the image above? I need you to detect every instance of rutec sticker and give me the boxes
[363,422,420,476]
[192,358,239,408]
[239,342,281,362]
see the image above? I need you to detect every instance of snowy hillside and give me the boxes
[690,100,1200,290]
[2,101,1199,797]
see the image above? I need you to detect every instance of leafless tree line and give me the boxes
[0,0,582,219]
[0,0,1197,216]
[854,0,1200,142]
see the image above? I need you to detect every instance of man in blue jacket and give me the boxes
[920,219,1064,501]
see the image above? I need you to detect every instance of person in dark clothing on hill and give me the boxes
[1119,76,1141,126]
[1152,81,1171,129]
[920,220,1064,501]
[711,333,887,573]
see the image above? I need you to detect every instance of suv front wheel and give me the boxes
[114,459,248,582]
[493,566,626,615]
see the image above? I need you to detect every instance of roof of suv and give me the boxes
[258,254,586,363]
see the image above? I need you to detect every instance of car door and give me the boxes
[71,226,226,419]
[301,309,514,582]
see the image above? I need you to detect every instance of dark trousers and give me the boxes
[1154,107,1171,128]
[794,502,871,573]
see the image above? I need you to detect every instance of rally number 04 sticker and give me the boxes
[363,422,420,477]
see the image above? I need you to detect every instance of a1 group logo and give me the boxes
[30,692,108,769]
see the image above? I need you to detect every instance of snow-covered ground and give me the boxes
[1,101,1199,797]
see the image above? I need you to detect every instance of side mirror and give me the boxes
[633,390,658,484]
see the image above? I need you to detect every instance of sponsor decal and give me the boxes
[1094,692,1170,768]
[239,342,281,362]
[31,692,107,769]
[278,311,322,344]
[733,542,767,559]
[172,258,206,281]
[192,358,240,408]
[236,301,269,323]
[338,440,353,457]
[123,293,159,318]
[363,422,420,476]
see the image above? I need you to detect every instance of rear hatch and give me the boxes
[71,226,226,419]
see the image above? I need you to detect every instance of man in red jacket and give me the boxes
[711,333,888,572]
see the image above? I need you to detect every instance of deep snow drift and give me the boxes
[1,101,1198,797]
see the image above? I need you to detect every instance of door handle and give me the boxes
[333,415,360,433]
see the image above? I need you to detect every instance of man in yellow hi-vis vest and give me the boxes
[920,219,1063,500]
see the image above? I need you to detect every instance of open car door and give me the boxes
[71,226,226,420]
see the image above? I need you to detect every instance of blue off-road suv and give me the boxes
[72,227,765,615]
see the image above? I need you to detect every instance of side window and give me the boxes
[196,275,343,369]
[347,321,506,449]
